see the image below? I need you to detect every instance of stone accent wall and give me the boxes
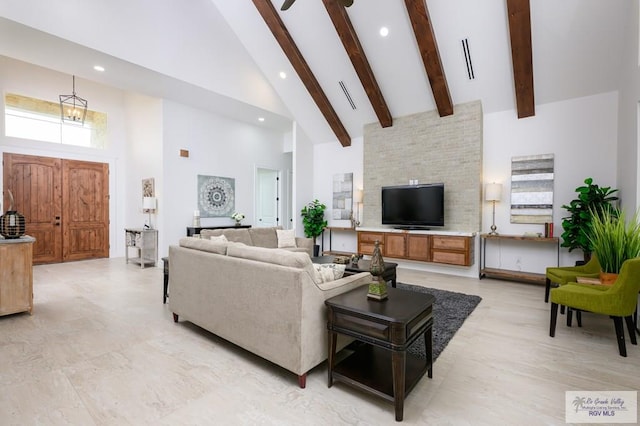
[363,100,483,232]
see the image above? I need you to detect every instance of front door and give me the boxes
[3,154,63,263]
[3,153,109,264]
[62,159,109,261]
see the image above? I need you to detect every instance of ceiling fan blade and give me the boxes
[340,0,354,6]
[281,0,296,11]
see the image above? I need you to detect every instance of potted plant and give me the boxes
[301,199,327,257]
[560,177,619,261]
[588,207,640,284]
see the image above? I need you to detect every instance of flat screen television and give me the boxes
[381,183,444,228]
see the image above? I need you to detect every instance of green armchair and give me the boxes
[549,257,640,357]
[545,254,601,303]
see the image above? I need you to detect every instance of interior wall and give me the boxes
[313,93,618,277]
[123,93,164,252]
[484,91,619,272]
[363,100,483,232]
[616,0,640,211]
[161,100,291,257]
[293,123,314,239]
[0,56,127,257]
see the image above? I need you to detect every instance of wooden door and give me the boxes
[62,159,109,261]
[3,153,62,263]
[3,153,109,264]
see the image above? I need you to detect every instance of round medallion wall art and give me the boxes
[197,175,235,217]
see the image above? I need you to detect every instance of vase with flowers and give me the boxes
[231,212,245,226]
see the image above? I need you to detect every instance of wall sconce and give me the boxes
[351,188,363,228]
[485,183,502,235]
[143,196,157,229]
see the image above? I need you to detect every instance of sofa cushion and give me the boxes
[276,229,297,248]
[313,263,346,282]
[248,227,279,248]
[226,244,321,283]
[179,237,227,255]
[209,234,228,243]
[201,228,253,245]
[227,244,308,267]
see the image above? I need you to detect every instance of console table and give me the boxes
[125,228,158,268]
[186,225,251,237]
[479,234,559,284]
[321,226,356,255]
[326,286,434,422]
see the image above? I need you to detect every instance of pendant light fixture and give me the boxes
[59,75,87,125]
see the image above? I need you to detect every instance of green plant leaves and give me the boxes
[300,199,327,241]
[561,177,619,256]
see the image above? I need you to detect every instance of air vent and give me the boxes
[461,38,475,80]
[339,81,357,110]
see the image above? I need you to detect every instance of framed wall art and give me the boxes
[197,175,235,218]
[142,177,155,213]
[510,154,554,224]
[332,172,353,220]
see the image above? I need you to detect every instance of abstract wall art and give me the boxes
[197,175,235,218]
[510,154,554,224]
[332,172,353,220]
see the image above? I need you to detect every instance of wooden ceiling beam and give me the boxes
[506,0,535,118]
[404,0,453,117]
[322,0,392,128]
[252,0,351,147]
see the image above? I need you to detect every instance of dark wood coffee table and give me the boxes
[312,255,398,287]
[325,286,434,421]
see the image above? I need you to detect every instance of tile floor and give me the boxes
[1,258,639,425]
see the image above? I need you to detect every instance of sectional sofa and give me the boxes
[168,236,371,387]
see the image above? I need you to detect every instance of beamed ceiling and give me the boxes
[215,0,629,145]
[0,1,632,146]
[252,0,533,146]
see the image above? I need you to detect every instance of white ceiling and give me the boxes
[0,0,634,144]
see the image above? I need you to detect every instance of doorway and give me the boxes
[255,167,280,228]
[3,153,109,264]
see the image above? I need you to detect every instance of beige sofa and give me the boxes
[200,226,314,257]
[168,237,371,388]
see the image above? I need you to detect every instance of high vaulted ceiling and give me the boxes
[214,0,630,144]
[0,1,633,146]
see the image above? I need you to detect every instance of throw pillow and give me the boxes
[276,229,297,248]
[312,263,346,282]
[210,234,228,243]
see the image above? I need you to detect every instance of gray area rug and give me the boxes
[396,283,482,361]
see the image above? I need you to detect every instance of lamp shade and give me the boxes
[485,183,502,202]
[143,196,156,211]
[353,189,363,204]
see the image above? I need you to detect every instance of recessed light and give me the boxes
[93,65,105,72]
[279,71,287,79]
[379,27,389,37]
[258,117,265,122]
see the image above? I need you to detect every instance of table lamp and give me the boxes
[485,183,502,235]
[143,196,156,229]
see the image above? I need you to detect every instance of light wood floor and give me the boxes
[1,258,638,425]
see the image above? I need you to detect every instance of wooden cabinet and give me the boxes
[357,230,473,266]
[431,235,473,266]
[384,233,406,258]
[407,234,431,261]
[357,231,385,255]
[0,237,35,316]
